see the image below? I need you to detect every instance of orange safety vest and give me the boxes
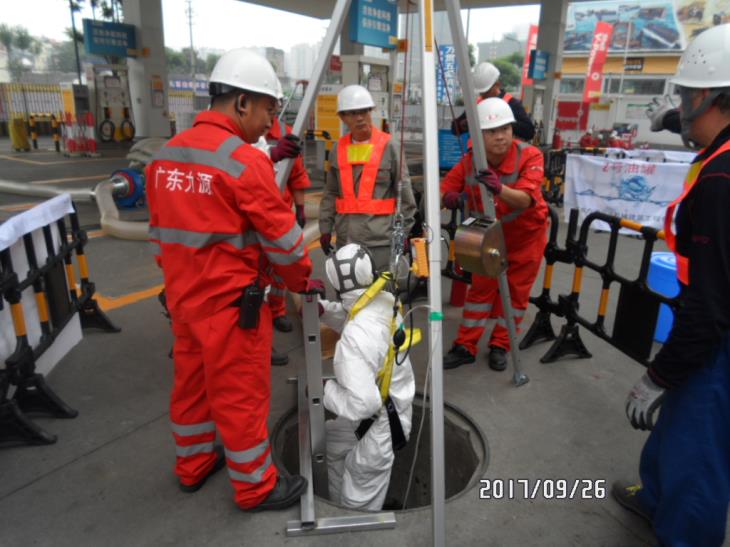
[335,126,396,215]
[664,139,730,285]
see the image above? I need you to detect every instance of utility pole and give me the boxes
[186,0,195,79]
[68,0,83,84]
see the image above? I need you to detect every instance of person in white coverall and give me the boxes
[318,243,416,510]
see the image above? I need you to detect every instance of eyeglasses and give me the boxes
[342,108,372,117]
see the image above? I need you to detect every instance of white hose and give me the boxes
[94,179,149,241]
[0,179,94,202]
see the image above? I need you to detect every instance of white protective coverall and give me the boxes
[320,289,416,510]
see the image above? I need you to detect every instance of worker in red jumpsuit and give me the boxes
[441,97,548,371]
[146,48,322,512]
[264,116,312,334]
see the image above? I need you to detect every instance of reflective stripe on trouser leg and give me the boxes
[170,319,218,486]
[187,304,277,509]
[453,273,499,356]
[489,230,546,350]
[268,274,287,318]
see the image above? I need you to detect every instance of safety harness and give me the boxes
[348,272,421,450]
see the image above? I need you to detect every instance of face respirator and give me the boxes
[676,85,728,149]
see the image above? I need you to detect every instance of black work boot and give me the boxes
[612,481,651,524]
[487,346,508,371]
[247,474,308,512]
[443,344,476,370]
[179,445,226,493]
[273,315,293,333]
[271,348,289,366]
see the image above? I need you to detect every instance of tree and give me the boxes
[205,53,221,75]
[493,58,521,91]
[0,24,42,81]
[468,43,476,68]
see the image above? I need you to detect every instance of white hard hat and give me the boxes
[337,85,376,113]
[325,243,376,293]
[671,24,730,89]
[478,97,516,130]
[209,48,280,100]
[473,62,501,94]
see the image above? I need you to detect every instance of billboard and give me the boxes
[564,0,730,53]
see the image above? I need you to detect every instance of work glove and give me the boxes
[295,204,306,228]
[442,191,465,210]
[646,96,674,133]
[450,115,469,136]
[320,233,333,255]
[269,134,302,163]
[625,373,666,431]
[302,278,325,297]
[476,168,502,195]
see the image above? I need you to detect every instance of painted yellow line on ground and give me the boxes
[94,283,165,312]
[30,174,108,185]
[0,155,123,166]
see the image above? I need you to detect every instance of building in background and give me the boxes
[553,0,722,146]
[477,35,525,62]
[264,46,285,78]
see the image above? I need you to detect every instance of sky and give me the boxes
[2,0,541,53]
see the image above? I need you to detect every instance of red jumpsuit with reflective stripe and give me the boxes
[440,139,548,355]
[267,117,312,319]
[146,111,312,508]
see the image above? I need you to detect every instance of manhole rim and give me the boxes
[270,392,490,514]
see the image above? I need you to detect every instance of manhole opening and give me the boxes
[271,393,489,511]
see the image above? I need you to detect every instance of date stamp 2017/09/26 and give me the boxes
[479,479,607,500]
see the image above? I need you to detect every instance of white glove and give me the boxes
[625,373,666,430]
[646,96,674,132]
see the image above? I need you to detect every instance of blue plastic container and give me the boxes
[647,252,680,343]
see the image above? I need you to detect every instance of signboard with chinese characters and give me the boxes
[624,57,645,71]
[316,84,343,142]
[583,21,613,103]
[436,44,459,104]
[348,0,398,49]
[556,101,590,131]
[82,19,137,58]
[169,79,208,94]
[564,153,688,231]
[528,50,550,80]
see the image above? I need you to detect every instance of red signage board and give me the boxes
[582,21,613,104]
[520,25,539,100]
[329,55,342,73]
[556,101,589,131]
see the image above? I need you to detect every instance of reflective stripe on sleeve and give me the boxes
[264,238,306,265]
[171,420,216,436]
[153,135,247,179]
[257,223,303,253]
